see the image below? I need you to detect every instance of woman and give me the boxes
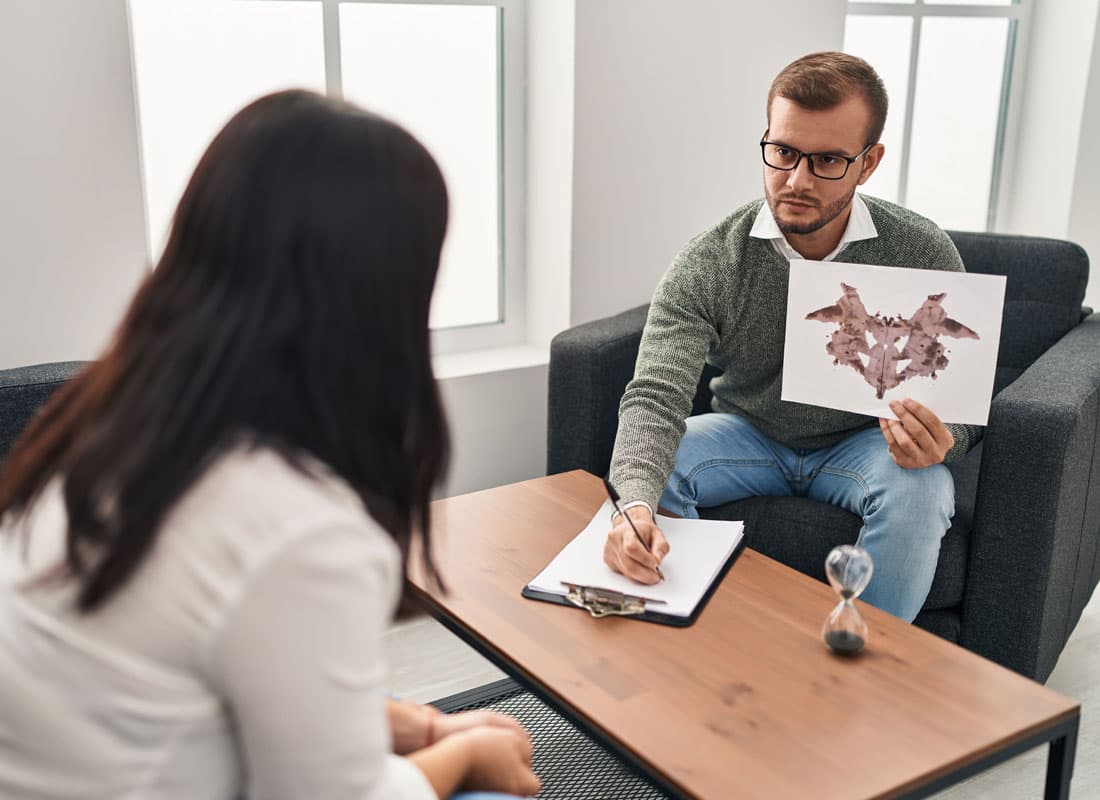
[0,90,539,800]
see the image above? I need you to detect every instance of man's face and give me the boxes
[763,95,883,237]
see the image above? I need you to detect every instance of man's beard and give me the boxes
[767,183,857,236]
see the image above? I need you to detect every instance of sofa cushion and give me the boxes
[0,361,89,461]
[699,441,982,612]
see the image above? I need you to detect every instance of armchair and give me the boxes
[547,231,1100,682]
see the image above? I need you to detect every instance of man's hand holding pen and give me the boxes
[603,505,670,585]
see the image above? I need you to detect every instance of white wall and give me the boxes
[999,0,1100,309]
[569,0,847,324]
[437,364,548,497]
[524,0,574,349]
[1069,6,1100,311]
[0,0,148,367]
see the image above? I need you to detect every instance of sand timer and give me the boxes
[822,544,874,655]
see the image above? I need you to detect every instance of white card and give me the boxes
[782,259,1006,425]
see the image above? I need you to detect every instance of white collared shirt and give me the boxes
[749,192,878,262]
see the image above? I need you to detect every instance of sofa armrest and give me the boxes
[546,305,650,476]
[962,313,1100,680]
[0,361,90,462]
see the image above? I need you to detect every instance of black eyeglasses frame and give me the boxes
[759,134,874,181]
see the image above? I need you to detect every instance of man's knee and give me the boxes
[878,462,955,532]
[905,463,954,513]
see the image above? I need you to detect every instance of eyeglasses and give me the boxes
[759,134,874,180]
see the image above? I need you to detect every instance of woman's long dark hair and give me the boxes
[0,90,450,611]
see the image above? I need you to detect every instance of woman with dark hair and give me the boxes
[0,90,539,800]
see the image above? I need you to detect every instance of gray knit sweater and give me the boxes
[609,195,981,512]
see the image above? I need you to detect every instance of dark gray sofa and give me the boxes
[547,231,1100,682]
[0,361,89,459]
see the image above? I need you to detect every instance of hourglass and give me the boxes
[822,544,873,655]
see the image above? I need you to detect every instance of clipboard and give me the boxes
[521,501,746,627]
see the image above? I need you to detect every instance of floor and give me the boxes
[384,587,1100,799]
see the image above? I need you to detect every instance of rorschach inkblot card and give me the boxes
[782,259,1006,426]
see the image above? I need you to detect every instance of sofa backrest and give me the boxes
[947,230,1089,395]
[0,362,89,462]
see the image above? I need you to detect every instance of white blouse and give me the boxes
[0,447,437,800]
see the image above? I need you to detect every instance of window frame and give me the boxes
[129,0,527,354]
[845,1,1030,231]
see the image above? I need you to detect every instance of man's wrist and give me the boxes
[610,499,654,525]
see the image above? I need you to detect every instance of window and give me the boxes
[127,0,525,351]
[844,1,1027,231]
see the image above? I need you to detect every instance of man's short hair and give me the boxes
[767,52,888,146]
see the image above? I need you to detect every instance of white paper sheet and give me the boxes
[782,259,1006,425]
[527,501,744,618]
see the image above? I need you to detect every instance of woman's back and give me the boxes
[0,447,431,799]
[0,90,538,800]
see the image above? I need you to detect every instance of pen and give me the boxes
[602,478,664,581]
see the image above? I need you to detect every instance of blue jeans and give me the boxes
[660,413,955,622]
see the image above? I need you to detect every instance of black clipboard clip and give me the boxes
[561,581,668,619]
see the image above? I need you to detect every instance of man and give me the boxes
[603,52,979,623]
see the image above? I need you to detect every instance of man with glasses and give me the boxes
[603,52,976,624]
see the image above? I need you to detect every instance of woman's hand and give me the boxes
[456,725,541,796]
[387,699,528,755]
[387,699,440,755]
[432,709,527,743]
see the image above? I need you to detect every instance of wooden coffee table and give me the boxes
[411,471,1079,799]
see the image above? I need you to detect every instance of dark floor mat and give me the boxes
[433,679,672,800]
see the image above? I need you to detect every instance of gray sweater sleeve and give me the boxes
[608,255,720,511]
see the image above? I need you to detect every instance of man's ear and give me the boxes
[857,143,886,186]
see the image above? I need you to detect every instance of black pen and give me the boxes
[602,478,664,581]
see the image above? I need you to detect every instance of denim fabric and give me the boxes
[660,413,954,622]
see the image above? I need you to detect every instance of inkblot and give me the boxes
[806,284,980,399]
